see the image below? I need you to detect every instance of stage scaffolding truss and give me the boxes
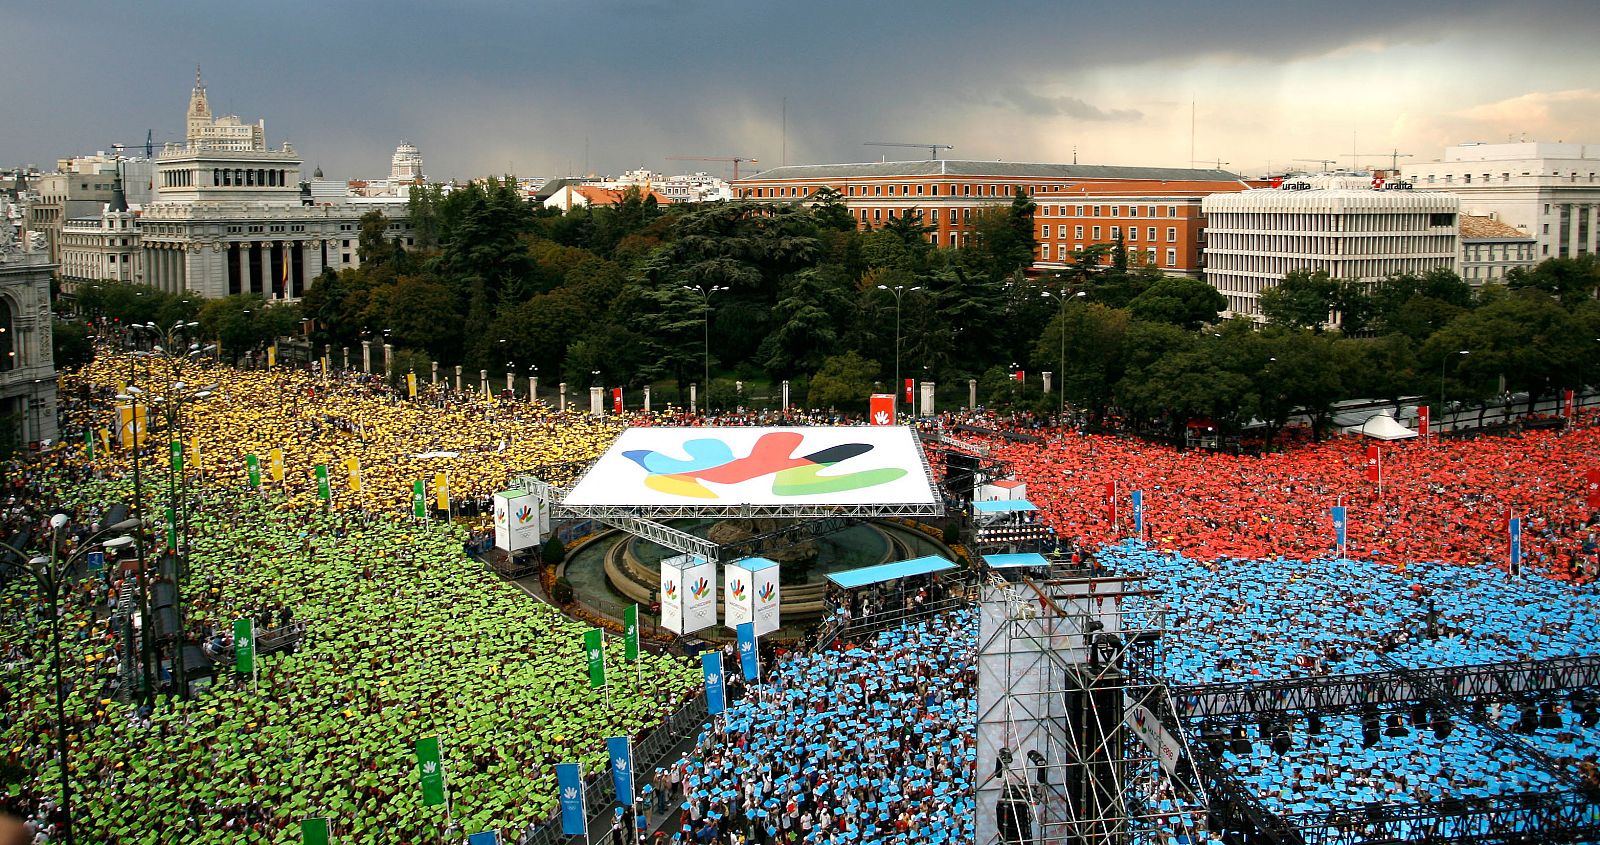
[975,573,1210,845]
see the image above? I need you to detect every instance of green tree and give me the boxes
[808,187,857,232]
[356,210,392,267]
[761,268,851,378]
[1258,269,1339,332]
[807,351,880,411]
[51,321,94,370]
[1425,289,1589,414]
[1029,303,1130,427]
[1127,275,1226,330]
[1506,255,1600,308]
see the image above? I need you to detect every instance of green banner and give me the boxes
[170,440,183,473]
[315,464,331,501]
[584,628,606,689]
[624,605,639,662]
[415,736,447,807]
[246,454,261,488]
[412,480,427,519]
[165,506,178,552]
[234,617,254,674]
[301,817,330,845]
[84,429,95,461]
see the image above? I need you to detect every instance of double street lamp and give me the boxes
[682,285,727,405]
[1440,349,1469,433]
[0,515,142,845]
[1040,289,1087,415]
[877,284,922,414]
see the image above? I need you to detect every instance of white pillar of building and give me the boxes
[1042,371,1053,395]
[589,386,604,417]
[383,344,394,376]
[968,379,978,410]
[480,370,489,398]
[454,365,462,393]
[642,385,651,412]
[361,342,371,374]
[559,382,567,411]
[529,376,538,402]
[781,380,790,411]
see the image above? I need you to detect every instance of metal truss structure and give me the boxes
[1177,655,1600,721]
[975,573,1211,845]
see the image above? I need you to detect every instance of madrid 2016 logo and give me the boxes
[690,577,712,600]
[729,580,747,600]
[756,582,776,604]
[494,506,507,526]
[515,505,535,524]
[663,581,678,601]
[624,431,906,499]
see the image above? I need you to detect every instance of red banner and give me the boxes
[1587,468,1600,510]
[612,387,623,414]
[1365,445,1381,483]
[869,394,895,426]
[1014,370,1026,384]
[1565,389,1576,419]
[904,378,914,405]
[1418,405,1429,438]
[1105,481,1117,523]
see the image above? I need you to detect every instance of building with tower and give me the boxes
[136,72,411,299]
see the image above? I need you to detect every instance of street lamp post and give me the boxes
[0,516,142,845]
[876,284,922,415]
[1441,349,1469,433]
[1040,289,1086,416]
[682,285,727,406]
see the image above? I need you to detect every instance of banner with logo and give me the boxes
[1124,697,1183,776]
[584,628,606,689]
[724,559,756,631]
[434,472,449,512]
[661,554,715,635]
[1565,388,1576,419]
[737,621,759,681]
[702,651,726,716]
[412,481,427,519]
[613,387,624,414]
[1331,505,1348,550]
[1509,515,1522,572]
[234,617,255,674]
[414,736,447,807]
[1131,490,1144,538]
[300,817,330,845]
[750,559,780,636]
[492,489,542,552]
[1365,445,1381,483]
[314,464,332,502]
[269,448,285,483]
[169,440,183,474]
[246,454,261,488]
[267,345,277,368]
[345,457,362,492]
[466,832,498,845]
[624,604,640,662]
[117,404,147,448]
[1418,405,1430,438]
[1587,469,1600,510]
[869,394,895,426]
[407,372,418,399]
[556,762,587,836]
[607,735,635,807]
[903,378,914,405]
[1104,481,1117,524]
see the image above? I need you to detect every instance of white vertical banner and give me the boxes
[492,491,514,551]
[749,558,781,637]
[661,555,716,635]
[493,490,542,552]
[920,381,936,418]
[724,559,755,631]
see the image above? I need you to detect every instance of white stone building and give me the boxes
[0,224,58,444]
[1458,214,1537,286]
[1403,142,1600,261]
[1202,176,1460,319]
[185,67,265,152]
[58,196,141,292]
[137,75,411,299]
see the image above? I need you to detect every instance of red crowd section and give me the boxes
[972,425,1600,580]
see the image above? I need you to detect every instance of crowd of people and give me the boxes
[976,423,1600,579]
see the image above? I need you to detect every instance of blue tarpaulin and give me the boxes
[982,552,1050,569]
[826,555,956,589]
[971,499,1037,514]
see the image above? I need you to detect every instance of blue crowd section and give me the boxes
[1095,542,1600,684]
[824,555,956,589]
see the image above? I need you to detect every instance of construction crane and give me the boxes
[106,131,165,159]
[1293,158,1339,172]
[666,155,759,181]
[1346,148,1414,173]
[863,141,954,160]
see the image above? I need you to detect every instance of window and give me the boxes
[1128,206,1139,218]
[917,185,924,196]
[929,208,940,223]
[1075,225,1084,239]
[1057,225,1067,238]
[1166,227,1177,242]
[1075,205,1084,216]
[1148,227,1156,240]
[1092,226,1102,239]
[342,253,351,263]
[1111,206,1120,217]
[1167,206,1177,218]
[887,185,896,196]
[1127,227,1138,241]
[1146,205,1155,217]
[1166,248,1177,266]
[929,184,939,196]
[873,208,882,221]
[1111,226,1121,239]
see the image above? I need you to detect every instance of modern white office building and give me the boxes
[1202,176,1460,319]
[1404,142,1600,261]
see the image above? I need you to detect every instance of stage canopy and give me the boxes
[972,500,1037,514]
[561,426,941,519]
[826,555,957,589]
[982,552,1051,569]
[1350,412,1419,441]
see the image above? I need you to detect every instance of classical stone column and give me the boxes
[383,343,393,376]
[454,365,462,393]
[690,383,697,414]
[558,382,567,411]
[642,385,651,412]
[529,376,538,402]
[431,361,439,384]
[1042,371,1053,395]
[781,380,790,411]
[341,347,349,370]
[361,342,371,374]
[969,379,978,410]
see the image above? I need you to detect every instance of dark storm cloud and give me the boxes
[3,0,1597,179]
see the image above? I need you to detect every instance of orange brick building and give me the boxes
[734,160,1258,275]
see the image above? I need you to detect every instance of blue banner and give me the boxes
[606,735,634,808]
[1510,517,1522,570]
[467,833,499,845]
[1331,506,1347,550]
[737,621,760,681]
[1131,491,1144,538]
[86,551,105,572]
[702,651,726,715]
[556,762,587,836]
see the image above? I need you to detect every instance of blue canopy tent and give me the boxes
[982,552,1051,569]
[826,555,957,589]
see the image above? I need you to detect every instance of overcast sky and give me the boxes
[8,1,1600,182]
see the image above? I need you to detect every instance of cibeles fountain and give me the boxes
[551,426,953,633]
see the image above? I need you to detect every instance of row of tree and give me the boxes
[58,181,1600,443]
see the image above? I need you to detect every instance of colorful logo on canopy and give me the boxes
[623,431,907,500]
[663,581,678,601]
[756,582,776,604]
[729,580,747,601]
[690,577,711,600]
[494,506,507,526]
[1132,707,1148,730]
[516,505,535,524]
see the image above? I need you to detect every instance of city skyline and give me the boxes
[7,0,1600,181]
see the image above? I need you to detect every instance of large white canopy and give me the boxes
[1350,412,1419,441]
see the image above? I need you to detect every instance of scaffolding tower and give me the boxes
[975,572,1208,845]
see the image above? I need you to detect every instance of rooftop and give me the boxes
[1459,214,1534,241]
[739,160,1240,183]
